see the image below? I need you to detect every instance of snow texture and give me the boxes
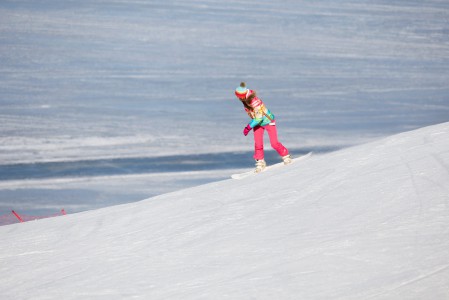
[0,122,448,299]
[0,0,449,295]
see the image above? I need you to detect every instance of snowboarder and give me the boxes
[234,82,292,173]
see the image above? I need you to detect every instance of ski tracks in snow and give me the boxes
[365,264,449,299]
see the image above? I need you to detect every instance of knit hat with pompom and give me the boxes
[235,82,249,99]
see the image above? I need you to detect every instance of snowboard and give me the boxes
[231,152,312,180]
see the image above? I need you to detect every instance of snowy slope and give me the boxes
[1,122,449,299]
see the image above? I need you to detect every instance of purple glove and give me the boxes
[243,124,252,136]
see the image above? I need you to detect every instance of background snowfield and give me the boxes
[0,1,449,212]
[0,122,448,299]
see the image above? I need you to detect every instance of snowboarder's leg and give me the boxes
[253,125,265,161]
[266,125,289,157]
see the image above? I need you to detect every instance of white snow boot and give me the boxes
[282,154,293,165]
[254,159,266,173]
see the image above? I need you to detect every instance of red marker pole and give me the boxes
[12,210,24,223]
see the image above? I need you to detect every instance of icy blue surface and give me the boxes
[0,0,448,215]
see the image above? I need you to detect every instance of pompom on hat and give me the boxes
[235,82,249,99]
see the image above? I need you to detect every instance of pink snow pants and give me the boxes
[253,125,289,160]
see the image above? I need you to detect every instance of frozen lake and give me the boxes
[1,0,448,216]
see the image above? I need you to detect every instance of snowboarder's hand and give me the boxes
[243,124,252,136]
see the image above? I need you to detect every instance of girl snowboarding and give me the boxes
[234,82,292,173]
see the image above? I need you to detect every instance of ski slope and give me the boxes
[1,122,448,299]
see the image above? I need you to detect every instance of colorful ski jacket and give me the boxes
[244,90,275,128]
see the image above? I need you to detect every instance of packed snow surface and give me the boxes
[1,122,448,299]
